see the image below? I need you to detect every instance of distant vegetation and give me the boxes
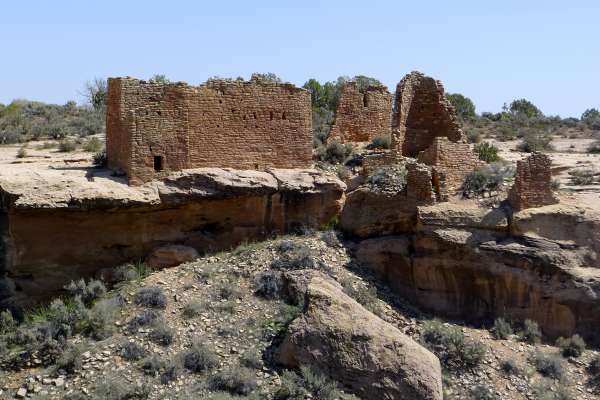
[446,93,600,153]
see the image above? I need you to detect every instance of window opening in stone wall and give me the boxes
[270,111,274,120]
[282,111,286,120]
[154,156,164,172]
[363,93,369,107]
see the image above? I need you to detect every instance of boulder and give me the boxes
[146,244,200,269]
[277,271,443,400]
[417,203,509,232]
[145,245,199,269]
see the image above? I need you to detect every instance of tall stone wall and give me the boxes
[328,82,392,143]
[392,71,465,157]
[106,78,313,185]
[406,162,437,204]
[417,138,483,192]
[508,153,559,211]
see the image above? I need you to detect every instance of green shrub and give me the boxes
[254,270,283,299]
[120,341,146,361]
[316,140,354,164]
[240,349,262,369]
[55,344,82,374]
[500,358,521,375]
[0,310,16,335]
[94,374,150,399]
[16,146,27,158]
[183,301,204,318]
[207,364,257,395]
[134,286,167,309]
[491,318,513,340]
[367,134,391,149]
[556,334,585,358]
[516,132,553,153]
[141,354,164,376]
[422,320,486,369]
[473,142,500,163]
[149,318,174,346]
[568,168,595,185]
[466,130,482,143]
[534,351,565,380]
[64,278,106,306]
[533,382,574,400]
[83,137,103,152]
[216,280,242,300]
[93,150,107,168]
[58,139,77,152]
[270,245,321,271]
[471,385,498,400]
[127,309,159,332]
[274,366,357,400]
[340,278,379,313]
[183,340,218,373]
[462,162,514,197]
[587,140,600,154]
[520,319,542,344]
[82,297,120,340]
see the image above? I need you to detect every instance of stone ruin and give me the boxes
[328,81,392,143]
[508,152,559,211]
[106,77,313,185]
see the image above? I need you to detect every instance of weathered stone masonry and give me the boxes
[509,153,559,211]
[329,82,392,143]
[392,71,464,157]
[107,78,313,185]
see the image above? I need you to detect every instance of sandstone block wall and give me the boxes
[417,137,483,192]
[392,71,465,157]
[361,151,404,177]
[508,153,559,211]
[406,162,437,204]
[106,78,313,185]
[329,82,392,143]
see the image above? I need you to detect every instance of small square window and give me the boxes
[154,156,164,172]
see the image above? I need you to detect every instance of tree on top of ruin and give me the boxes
[446,93,476,120]
[353,75,385,93]
[150,74,171,84]
[250,72,283,84]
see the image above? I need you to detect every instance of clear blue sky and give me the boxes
[1,0,598,117]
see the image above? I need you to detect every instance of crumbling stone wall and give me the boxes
[392,71,465,157]
[508,153,559,211]
[361,150,404,177]
[406,162,437,204]
[107,78,313,185]
[417,138,483,192]
[329,82,392,143]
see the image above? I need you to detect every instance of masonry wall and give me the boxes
[508,153,559,211]
[417,137,483,192]
[392,71,464,157]
[329,82,392,143]
[106,78,313,185]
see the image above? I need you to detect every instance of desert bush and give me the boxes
[500,358,521,375]
[82,297,120,340]
[274,366,357,400]
[216,280,242,300]
[556,334,585,358]
[320,230,340,248]
[134,286,167,309]
[471,385,498,400]
[587,140,600,154]
[473,142,500,163]
[367,134,391,149]
[83,137,103,152]
[261,304,302,339]
[160,358,182,384]
[94,374,150,400]
[92,150,107,167]
[0,310,16,335]
[120,341,146,361]
[316,140,354,164]
[16,146,28,158]
[340,278,379,313]
[183,340,218,373]
[520,319,542,344]
[127,309,159,332]
[533,382,574,400]
[534,351,565,380]
[58,139,77,152]
[276,239,297,253]
[491,317,513,340]
[183,301,204,318]
[462,162,514,197]
[240,349,263,369]
[516,132,553,153]
[254,270,283,299]
[141,354,164,376]
[568,168,596,185]
[422,319,486,369]
[466,130,482,143]
[65,278,106,306]
[149,319,174,346]
[207,364,258,395]
[270,245,321,271]
[447,93,476,120]
[55,344,82,374]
